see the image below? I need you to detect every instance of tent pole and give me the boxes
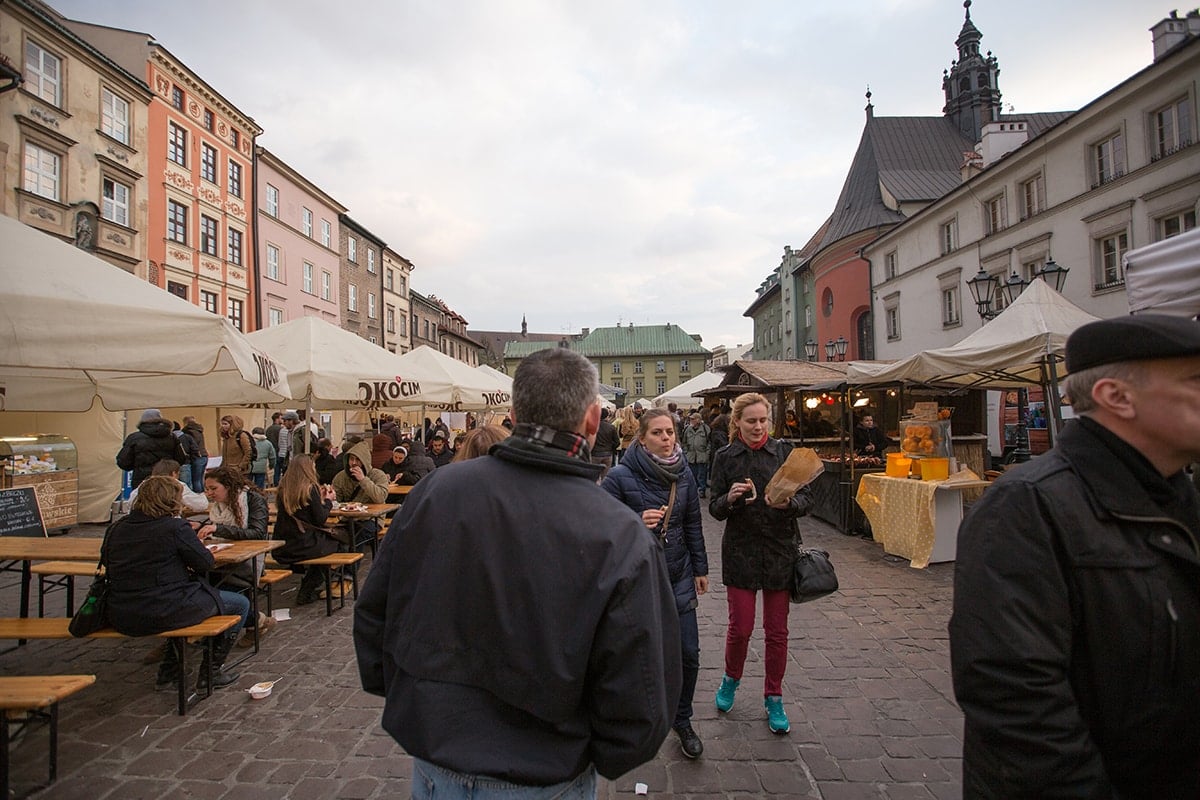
[1045,357,1064,447]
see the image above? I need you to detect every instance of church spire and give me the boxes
[942,0,1002,142]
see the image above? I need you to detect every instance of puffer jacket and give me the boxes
[332,440,390,503]
[950,418,1200,799]
[116,418,188,488]
[602,442,708,614]
[708,436,814,590]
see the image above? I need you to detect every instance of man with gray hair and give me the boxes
[950,313,1200,798]
[355,348,681,797]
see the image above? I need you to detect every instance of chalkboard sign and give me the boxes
[0,487,46,537]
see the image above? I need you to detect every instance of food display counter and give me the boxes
[856,473,991,568]
[0,434,78,530]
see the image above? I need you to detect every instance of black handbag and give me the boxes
[790,540,839,604]
[69,525,113,636]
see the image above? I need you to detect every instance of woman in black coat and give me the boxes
[105,476,249,690]
[272,455,338,604]
[602,408,708,759]
[708,392,814,736]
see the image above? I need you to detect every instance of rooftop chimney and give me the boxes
[1152,10,1200,62]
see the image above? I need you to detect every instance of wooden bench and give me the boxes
[297,553,363,616]
[0,616,240,716]
[0,675,96,798]
[28,562,103,618]
[258,569,293,616]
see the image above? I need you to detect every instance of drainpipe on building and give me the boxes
[858,245,874,361]
[251,139,262,332]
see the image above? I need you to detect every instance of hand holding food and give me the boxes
[729,479,757,504]
[642,505,668,531]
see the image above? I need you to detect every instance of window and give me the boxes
[167,281,188,300]
[385,269,394,290]
[269,307,284,327]
[398,313,407,336]
[101,89,130,144]
[167,200,188,244]
[302,207,313,237]
[171,84,184,110]
[634,380,644,395]
[1020,174,1045,219]
[940,219,958,255]
[984,193,1007,235]
[265,184,278,217]
[886,306,901,341]
[348,237,357,263]
[227,298,243,331]
[423,319,430,339]
[228,160,242,199]
[1093,132,1125,186]
[942,286,961,326]
[367,249,376,273]
[1095,231,1129,289]
[22,142,60,200]
[302,261,313,294]
[230,129,239,150]
[370,336,378,345]
[680,360,690,373]
[884,250,897,280]
[265,244,280,280]
[612,362,621,374]
[655,360,665,373]
[1158,209,1197,240]
[634,361,643,374]
[656,380,666,394]
[24,41,61,106]
[348,284,358,312]
[321,219,331,247]
[399,275,407,293]
[368,292,377,319]
[203,108,214,132]
[227,228,242,266]
[200,143,217,183]
[168,123,187,167]
[200,290,218,314]
[200,215,219,256]
[321,270,332,300]
[611,379,622,390]
[1153,96,1193,160]
[1021,258,1045,283]
[386,305,396,333]
[101,177,130,226]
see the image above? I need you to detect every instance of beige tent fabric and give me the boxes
[653,371,723,408]
[1124,227,1200,318]
[392,346,511,411]
[0,215,288,411]
[846,279,1101,389]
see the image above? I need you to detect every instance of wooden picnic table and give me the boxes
[327,504,400,558]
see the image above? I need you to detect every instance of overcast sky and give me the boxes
[53,1,1157,350]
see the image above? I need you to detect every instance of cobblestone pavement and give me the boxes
[2,508,962,799]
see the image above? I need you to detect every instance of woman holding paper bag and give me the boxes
[708,392,815,734]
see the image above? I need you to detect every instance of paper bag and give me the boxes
[764,447,824,506]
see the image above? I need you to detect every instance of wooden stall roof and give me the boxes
[700,360,850,396]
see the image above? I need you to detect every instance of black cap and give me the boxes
[1066,314,1200,373]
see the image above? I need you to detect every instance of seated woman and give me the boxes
[314,438,340,485]
[105,476,249,690]
[272,455,338,605]
[199,466,273,645]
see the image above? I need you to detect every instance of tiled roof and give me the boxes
[503,324,709,359]
[997,111,1074,140]
[719,359,849,389]
[819,116,974,250]
[474,329,565,358]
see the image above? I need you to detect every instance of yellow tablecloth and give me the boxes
[856,474,938,568]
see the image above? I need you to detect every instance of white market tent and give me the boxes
[0,214,290,411]
[392,346,511,411]
[1124,227,1200,318]
[652,371,724,408]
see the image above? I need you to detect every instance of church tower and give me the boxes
[942,0,1002,142]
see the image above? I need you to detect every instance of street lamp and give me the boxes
[1034,258,1069,292]
[834,335,848,362]
[1000,270,1029,307]
[966,267,1000,320]
[825,339,835,361]
[804,339,818,362]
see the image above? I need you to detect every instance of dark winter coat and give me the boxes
[602,442,708,615]
[315,452,340,484]
[116,419,189,488]
[182,421,208,457]
[708,436,814,590]
[273,486,337,564]
[427,444,453,468]
[174,429,200,460]
[592,419,621,459]
[385,451,435,485]
[105,510,223,635]
[950,418,1200,799]
[354,433,681,785]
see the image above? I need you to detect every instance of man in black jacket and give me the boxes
[590,407,620,478]
[950,314,1200,799]
[354,348,681,797]
[116,409,188,488]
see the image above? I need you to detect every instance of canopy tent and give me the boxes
[0,214,289,411]
[392,346,511,411]
[845,279,1100,389]
[652,371,724,408]
[245,317,430,410]
[1124,227,1200,318]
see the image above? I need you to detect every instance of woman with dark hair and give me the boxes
[106,475,249,690]
[199,466,272,645]
[450,424,510,463]
[709,392,814,735]
[314,438,340,485]
[272,454,339,605]
[601,408,709,759]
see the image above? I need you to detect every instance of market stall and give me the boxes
[0,435,77,530]
[855,473,991,568]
